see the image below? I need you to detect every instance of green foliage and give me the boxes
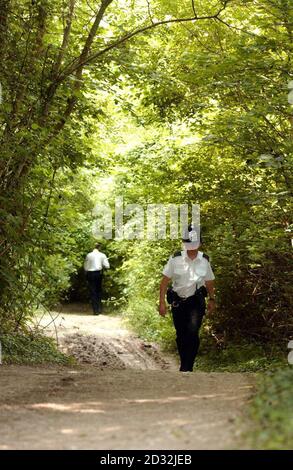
[0,332,73,365]
[197,336,287,372]
[0,166,97,332]
[248,367,293,449]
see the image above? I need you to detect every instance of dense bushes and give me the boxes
[0,332,72,365]
[248,367,293,449]
[0,165,96,334]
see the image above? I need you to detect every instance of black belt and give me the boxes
[167,286,207,307]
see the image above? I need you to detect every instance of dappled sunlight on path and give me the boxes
[0,306,255,450]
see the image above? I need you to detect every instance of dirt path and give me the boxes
[0,305,254,450]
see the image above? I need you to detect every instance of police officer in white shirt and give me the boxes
[159,226,215,372]
[84,244,110,315]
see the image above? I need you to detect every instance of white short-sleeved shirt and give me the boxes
[162,250,215,298]
[84,249,110,271]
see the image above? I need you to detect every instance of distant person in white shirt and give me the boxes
[84,244,110,315]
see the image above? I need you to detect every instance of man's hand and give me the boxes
[159,301,167,317]
[205,280,216,315]
[207,299,216,314]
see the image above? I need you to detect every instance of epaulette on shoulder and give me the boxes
[172,251,182,258]
[203,253,210,261]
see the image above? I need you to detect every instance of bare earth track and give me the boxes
[0,305,254,450]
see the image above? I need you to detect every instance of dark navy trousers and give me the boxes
[86,270,103,314]
[171,294,205,372]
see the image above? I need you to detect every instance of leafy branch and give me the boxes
[47,0,232,135]
[59,0,232,79]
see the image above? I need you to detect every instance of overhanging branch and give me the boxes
[59,0,232,80]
